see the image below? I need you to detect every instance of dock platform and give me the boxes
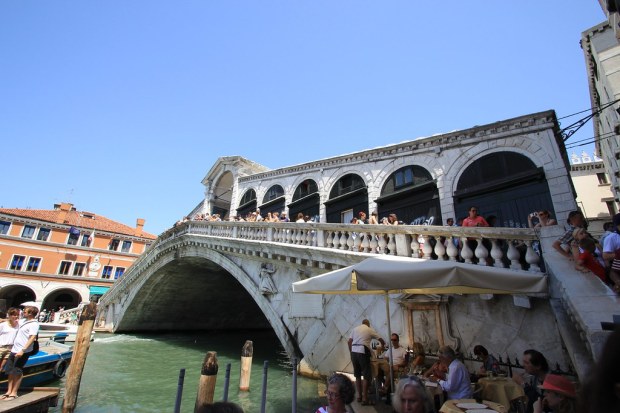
[0,387,59,413]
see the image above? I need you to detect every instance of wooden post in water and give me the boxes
[194,351,218,412]
[239,340,253,391]
[62,301,97,413]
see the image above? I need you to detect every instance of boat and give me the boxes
[38,322,94,342]
[0,339,72,387]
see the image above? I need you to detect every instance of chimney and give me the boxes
[135,218,145,236]
[57,202,73,224]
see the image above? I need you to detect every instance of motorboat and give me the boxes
[38,322,95,342]
[0,338,73,387]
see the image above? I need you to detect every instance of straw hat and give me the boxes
[541,374,576,398]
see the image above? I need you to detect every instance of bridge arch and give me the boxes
[107,239,300,357]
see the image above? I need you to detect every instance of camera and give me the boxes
[529,212,538,218]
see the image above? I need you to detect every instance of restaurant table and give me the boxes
[439,398,507,413]
[477,377,525,408]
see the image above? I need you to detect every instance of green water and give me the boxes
[48,331,324,412]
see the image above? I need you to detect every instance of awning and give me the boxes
[89,286,110,295]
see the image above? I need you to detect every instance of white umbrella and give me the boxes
[19,301,42,309]
[292,255,547,392]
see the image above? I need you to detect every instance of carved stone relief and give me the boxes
[401,295,460,353]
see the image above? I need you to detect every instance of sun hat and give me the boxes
[540,374,576,398]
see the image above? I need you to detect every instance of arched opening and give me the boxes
[288,179,319,221]
[258,185,285,216]
[454,152,554,227]
[0,285,36,310]
[236,189,257,219]
[42,289,82,311]
[376,165,441,225]
[211,172,234,219]
[325,174,367,223]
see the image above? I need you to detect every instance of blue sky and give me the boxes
[0,2,606,235]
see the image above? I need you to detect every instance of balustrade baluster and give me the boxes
[306,229,314,246]
[326,231,334,249]
[420,235,432,260]
[376,233,386,254]
[507,241,521,270]
[339,231,349,250]
[460,238,474,264]
[433,236,446,260]
[446,237,459,261]
[524,240,541,272]
[475,238,489,266]
[369,233,378,254]
[410,235,420,258]
[490,240,504,268]
[295,229,303,244]
[348,232,357,251]
[361,232,370,253]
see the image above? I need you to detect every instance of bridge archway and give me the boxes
[112,243,300,357]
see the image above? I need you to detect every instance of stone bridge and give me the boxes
[97,221,620,379]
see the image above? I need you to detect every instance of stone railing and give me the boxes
[99,220,544,307]
[159,221,543,272]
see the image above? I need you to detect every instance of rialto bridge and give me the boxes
[97,220,620,380]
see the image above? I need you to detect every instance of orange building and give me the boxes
[0,202,156,311]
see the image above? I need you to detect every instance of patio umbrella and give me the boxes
[291,255,547,392]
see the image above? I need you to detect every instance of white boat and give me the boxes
[38,322,95,342]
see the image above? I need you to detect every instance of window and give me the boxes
[109,239,120,251]
[67,232,79,246]
[26,257,41,272]
[58,261,72,275]
[37,228,50,241]
[102,266,113,279]
[121,240,132,253]
[597,172,609,185]
[0,221,10,235]
[80,233,91,247]
[10,255,25,271]
[114,267,125,279]
[607,200,618,216]
[73,263,86,276]
[21,225,36,239]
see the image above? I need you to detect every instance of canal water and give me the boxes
[48,330,325,412]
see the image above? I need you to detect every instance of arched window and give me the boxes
[381,165,434,195]
[263,185,284,203]
[239,189,257,206]
[329,174,366,199]
[292,180,318,202]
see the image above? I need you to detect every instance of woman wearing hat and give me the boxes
[533,374,576,413]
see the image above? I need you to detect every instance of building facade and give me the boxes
[200,110,577,231]
[581,8,620,207]
[570,151,617,234]
[0,202,156,311]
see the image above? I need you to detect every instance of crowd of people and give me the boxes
[552,210,620,293]
[334,314,620,413]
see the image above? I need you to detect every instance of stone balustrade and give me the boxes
[159,220,543,273]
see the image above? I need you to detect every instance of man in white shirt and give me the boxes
[379,333,408,395]
[430,345,472,400]
[348,319,381,405]
[3,306,39,400]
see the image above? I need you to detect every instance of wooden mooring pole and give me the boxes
[239,340,253,391]
[61,301,97,413]
[223,363,232,401]
[194,351,218,412]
